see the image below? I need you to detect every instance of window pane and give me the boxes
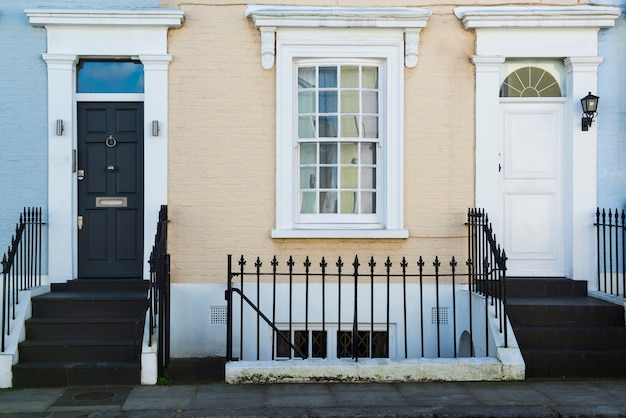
[341,91,359,113]
[277,330,291,357]
[300,143,317,164]
[361,192,376,214]
[341,66,359,88]
[301,192,316,214]
[298,67,316,88]
[319,116,338,137]
[298,91,316,113]
[362,116,378,138]
[361,167,376,189]
[298,116,316,138]
[340,191,357,214]
[341,167,358,188]
[362,67,378,89]
[319,167,337,188]
[340,142,358,164]
[319,67,337,88]
[319,91,337,113]
[341,116,359,137]
[362,91,378,113]
[361,143,376,164]
[300,167,316,188]
[77,60,144,93]
[320,143,337,164]
[320,191,337,213]
[312,331,327,358]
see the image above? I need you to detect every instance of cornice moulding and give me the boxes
[245,5,431,29]
[454,6,620,29]
[25,8,184,28]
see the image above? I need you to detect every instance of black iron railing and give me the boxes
[467,208,508,348]
[595,208,625,298]
[226,210,508,362]
[148,205,170,376]
[1,208,44,352]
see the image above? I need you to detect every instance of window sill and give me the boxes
[271,228,409,239]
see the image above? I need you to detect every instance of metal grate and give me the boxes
[210,306,228,325]
[431,307,449,325]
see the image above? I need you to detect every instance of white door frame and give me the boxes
[27,8,184,283]
[455,6,620,285]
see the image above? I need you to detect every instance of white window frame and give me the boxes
[246,6,431,239]
[293,59,384,227]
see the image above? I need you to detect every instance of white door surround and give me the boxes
[26,8,184,282]
[455,6,620,284]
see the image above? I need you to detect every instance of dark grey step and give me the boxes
[51,278,149,293]
[12,362,141,388]
[25,317,144,341]
[521,348,626,378]
[514,325,626,350]
[507,296,624,326]
[32,292,149,318]
[505,277,587,297]
[19,340,141,363]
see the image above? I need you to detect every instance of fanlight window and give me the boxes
[77,59,144,94]
[500,66,562,98]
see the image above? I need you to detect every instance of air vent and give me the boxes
[210,306,228,325]
[431,307,449,325]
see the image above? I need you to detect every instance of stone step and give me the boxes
[25,317,144,341]
[12,362,141,388]
[19,339,141,363]
[514,325,626,350]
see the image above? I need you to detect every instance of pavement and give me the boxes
[1,379,626,417]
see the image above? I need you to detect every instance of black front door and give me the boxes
[78,102,144,278]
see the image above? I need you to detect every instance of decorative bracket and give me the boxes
[404,29,421,68]
[260,27,276,70]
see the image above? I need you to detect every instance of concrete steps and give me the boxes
[12,279,149,388]
[507,278,626,378]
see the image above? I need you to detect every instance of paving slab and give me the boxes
[527,379,617,406]
[194,383,267,409]
[461,381,552,406]
[0,387,63,413]
[396,382,477,406]
[124,384,196,410]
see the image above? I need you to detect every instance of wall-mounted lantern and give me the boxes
[581,92,599,131]
[56,119,64,136]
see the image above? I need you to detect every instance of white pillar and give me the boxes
[565,57,603,286]
[139,54,172,281]
[472,56,505,224]
[42,53,78,283]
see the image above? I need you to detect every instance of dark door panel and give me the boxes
[78,102,144,278]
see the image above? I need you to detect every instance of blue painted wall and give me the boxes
[0,1,158,265]
[596,3,626,210]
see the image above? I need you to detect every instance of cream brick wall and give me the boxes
[162,0,582,284]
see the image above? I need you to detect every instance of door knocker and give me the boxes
[105,135,117,148]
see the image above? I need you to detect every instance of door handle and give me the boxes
[78,215,84,231]
[77,169,85,181]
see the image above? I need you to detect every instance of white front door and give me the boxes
[499,101,565,276]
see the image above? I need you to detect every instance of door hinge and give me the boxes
[77,215,84,231]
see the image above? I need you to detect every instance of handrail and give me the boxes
[1,208,44,352]
[148,205,170,377]
[230,287,307,359]
[595,208,626,298]
[467,208,508,348]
